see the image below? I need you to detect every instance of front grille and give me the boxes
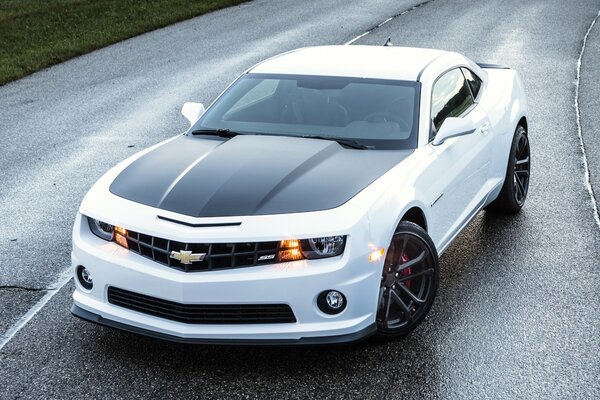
[107,287,296,324]
[125,229,280,272]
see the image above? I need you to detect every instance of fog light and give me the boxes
[326,291,344,308]
[317,290,346,315]
[76,265,93,290]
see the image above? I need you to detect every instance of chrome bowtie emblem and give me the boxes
[170,250,206,265]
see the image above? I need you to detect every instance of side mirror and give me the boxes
[432,117,476,146]
[181,102,205,125]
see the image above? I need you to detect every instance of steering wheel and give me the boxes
[364,111,410,130]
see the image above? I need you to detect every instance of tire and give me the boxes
[485,125,530,214]
[375,221,440,340]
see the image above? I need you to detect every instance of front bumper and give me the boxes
[71,211,383,344]
[71,304,377,345]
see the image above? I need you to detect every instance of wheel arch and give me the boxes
[398,206,428,231]
[518,116,528,132]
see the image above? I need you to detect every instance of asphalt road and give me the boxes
[1,0,599,398]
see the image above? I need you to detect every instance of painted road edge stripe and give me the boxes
[575,8,600,230]
[0,269,72,351]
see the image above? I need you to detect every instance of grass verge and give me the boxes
[0,0,247,85]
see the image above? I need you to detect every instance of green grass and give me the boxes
[0,0,247,85]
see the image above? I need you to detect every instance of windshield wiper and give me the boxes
[301,135,368,150]
[191,130,367,149]
[190,128,243,138]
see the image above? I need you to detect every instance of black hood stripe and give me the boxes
[110,135,411,217]
[231,140,339,215]
[157,148,219,208]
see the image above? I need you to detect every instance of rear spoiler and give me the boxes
[476,62,510,69]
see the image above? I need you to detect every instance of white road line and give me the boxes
[575,8,600,231]
[0,269,72,351]
[344,31,371,46]
[377,17,393,28]
[344,0,433,46]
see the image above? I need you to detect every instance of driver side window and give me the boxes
[430,68,474,140]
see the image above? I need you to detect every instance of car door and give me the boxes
[425,67,493,251]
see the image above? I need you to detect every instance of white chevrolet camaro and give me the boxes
[71,45,530,344]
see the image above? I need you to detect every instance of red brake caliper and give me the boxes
[400,253,412,289]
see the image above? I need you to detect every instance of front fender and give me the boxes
[366,186,432,257]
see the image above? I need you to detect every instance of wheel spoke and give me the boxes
[399,236,408,255]
[398,282,427,304]
[515,170,529,177]
[395,250,425,273]
[390,289,411,315]
[515,156,529,165]
[397,268,434,282]
[517,137,528,158]
[514,172,526,199]
[384,290,393,321]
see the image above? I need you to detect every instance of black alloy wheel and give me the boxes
[513,130,530,206]
[485,125,530,214]
[376,221,439,339]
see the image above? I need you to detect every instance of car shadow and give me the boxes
[94,325,441,397]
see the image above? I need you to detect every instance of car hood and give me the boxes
[109,134,412,217]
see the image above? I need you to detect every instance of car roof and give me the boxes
[249,45,451,81]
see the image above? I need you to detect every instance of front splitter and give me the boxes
[71,303,377,346]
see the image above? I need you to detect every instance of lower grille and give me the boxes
[107,287,297,324]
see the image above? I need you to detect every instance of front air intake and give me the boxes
[107,287,297,324]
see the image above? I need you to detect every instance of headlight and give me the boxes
[86,217,129,248]
[87,217,114,241]
[279,236,346,261]
[301,236,346,258]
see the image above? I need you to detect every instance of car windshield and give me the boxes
[192,73,420,150]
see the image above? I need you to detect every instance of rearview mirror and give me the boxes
[181,102,205,125]
[432,117,476,146]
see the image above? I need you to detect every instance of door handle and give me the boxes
[480,122,490,135]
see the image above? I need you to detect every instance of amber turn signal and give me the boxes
[114,226,128,249]
[369,248,385,262]
[278,239,304,261]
